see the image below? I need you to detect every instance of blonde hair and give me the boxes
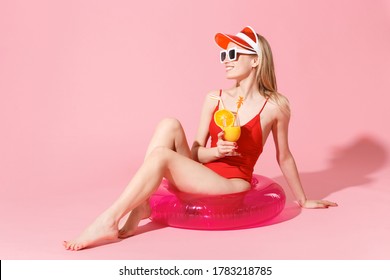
[255,34,290,115]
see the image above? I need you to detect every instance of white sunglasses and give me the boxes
[220,47,257,63]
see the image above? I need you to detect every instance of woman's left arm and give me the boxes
[272,108,338,209]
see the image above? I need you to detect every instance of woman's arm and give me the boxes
[191,92,237,163]
[272,108,338,208]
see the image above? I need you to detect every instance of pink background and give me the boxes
[1,0,389,259]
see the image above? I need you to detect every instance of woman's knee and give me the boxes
[156,118,183,133]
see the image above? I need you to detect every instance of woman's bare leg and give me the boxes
[118,118,191,238]
[143,118,191,159]
[63,119,249,250]
[117,199,152,238]
[63,118,192,249]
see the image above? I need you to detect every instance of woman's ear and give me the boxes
[251,56,260,68]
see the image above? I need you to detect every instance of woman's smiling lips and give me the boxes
[225,65,234,71]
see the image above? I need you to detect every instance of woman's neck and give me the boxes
[235,70,258,100]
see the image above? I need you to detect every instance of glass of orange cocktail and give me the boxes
[223,112,240,142]
[214,109,241,142]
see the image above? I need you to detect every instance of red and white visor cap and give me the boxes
[215,26,261,56]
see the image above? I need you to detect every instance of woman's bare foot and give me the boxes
[63,215,119,251]
[118,201,151,238]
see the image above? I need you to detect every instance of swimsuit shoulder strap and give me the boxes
[216,89,222,107]
[259,97,269,115]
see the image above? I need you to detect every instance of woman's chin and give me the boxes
[225,72,237,80]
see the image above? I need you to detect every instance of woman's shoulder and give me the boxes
[200,90,221,112]
[268,92,291,118]
[208,87,238,97]
[205,88,231,105]
[206,89,222,98]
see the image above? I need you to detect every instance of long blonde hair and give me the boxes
[255,34,290,115]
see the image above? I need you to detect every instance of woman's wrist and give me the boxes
[297,197,307,207]
[196,146,222,163]
[213,147,224,159]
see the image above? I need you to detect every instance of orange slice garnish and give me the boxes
[214,109,235,129]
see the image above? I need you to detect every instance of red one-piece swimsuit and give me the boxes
[203,90,268,183]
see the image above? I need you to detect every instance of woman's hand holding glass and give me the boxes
[215,131,240,157]
[213,106,241,157]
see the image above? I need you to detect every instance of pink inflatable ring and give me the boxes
[150,174,286,230]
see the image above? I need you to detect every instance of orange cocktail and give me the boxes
[213,95,244,143]
[214,110,241,142]
[224,125,241,142]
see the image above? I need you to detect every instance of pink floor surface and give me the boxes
[1,136,389,260]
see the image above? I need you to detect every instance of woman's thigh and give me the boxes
[154,147,250,195]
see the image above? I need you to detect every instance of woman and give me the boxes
[63,26,337,251]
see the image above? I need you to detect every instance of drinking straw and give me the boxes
[208,94,225,109]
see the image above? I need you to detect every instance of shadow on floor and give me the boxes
[275,135,388,200]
